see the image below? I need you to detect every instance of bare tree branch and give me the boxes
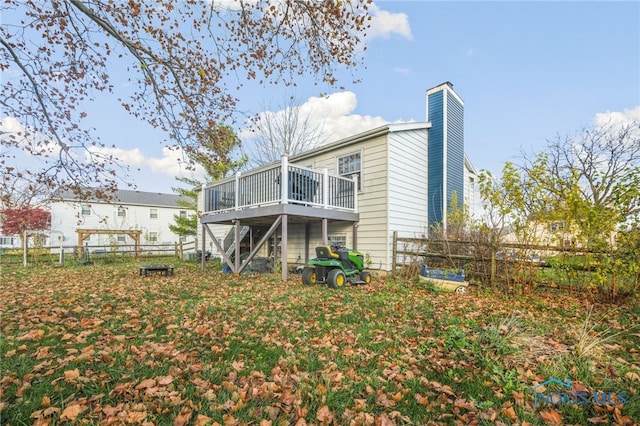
[1,0,370,198]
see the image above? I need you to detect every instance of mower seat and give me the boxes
[316,246,340,259]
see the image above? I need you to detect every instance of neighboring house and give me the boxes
[0,234,21,250]
[50,189,192,252]
[198,82,477,279]
[0,234,21,249]
[501,220,618,251]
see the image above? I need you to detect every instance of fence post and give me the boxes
[23,229,27,267]
[392,231,397,277]
[490,246,497,284]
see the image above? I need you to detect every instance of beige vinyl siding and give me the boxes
[283,223,307,264]
[356,138,388,269]
[290,133,390,269]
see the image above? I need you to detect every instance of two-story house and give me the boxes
[198,82,477,280]
[50,189,191,253]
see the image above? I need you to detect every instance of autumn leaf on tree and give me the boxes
[1,0,371,195]
[1,205,51,253]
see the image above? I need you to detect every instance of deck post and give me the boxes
[353,223,358,249]
[323,167,329,208]
[234,220,241,272]
[322,218,328,245]
[201,223,206,269]
[304,223,310,263]
[281,214,288,282]
[234,172,241,210]
[352,175,359,212]
[281,155,289,204]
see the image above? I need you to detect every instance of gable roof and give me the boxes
[292,122,431,162]
[52,189,187,209]
[291,121,479,176]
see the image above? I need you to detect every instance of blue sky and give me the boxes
[3,1,639,194]
[360,1,640,174]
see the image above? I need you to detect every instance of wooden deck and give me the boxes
[199,157,360,281]
[201,156,357,221]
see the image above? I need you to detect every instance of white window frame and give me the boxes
[337,151,362,191]
[148,232,158,242]
[117,207,126,217]
[328,234,347,247]
[149,208,158,219]
[81,204,91,216]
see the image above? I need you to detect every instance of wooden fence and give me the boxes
[0,241,200,265]
[390,231,633,288]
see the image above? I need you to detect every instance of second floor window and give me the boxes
[81,204,91,216]
[150,209,158,219]
[338,152,362,191]
[117,207,126,217]
[179,210,187,218]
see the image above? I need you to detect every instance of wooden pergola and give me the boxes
[76,229,142,255]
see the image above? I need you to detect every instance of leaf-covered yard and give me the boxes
[1,263,639,425]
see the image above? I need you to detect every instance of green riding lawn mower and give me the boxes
[301,243,371,289]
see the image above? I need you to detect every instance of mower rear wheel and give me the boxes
[360,271,371,285]
[327,269,346,289]
[302,267,316,285]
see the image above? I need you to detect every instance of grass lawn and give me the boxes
[1,263,639,425]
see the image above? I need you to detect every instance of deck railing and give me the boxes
[203,156,357,214]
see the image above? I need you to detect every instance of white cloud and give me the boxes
[0,116,23,134]
[87,90,398,187]
[594,106,640,129]
[316,92,389,142]
[88,145,206,183]
[393,67,410,75]
[89,146,146,167]
[0,116,59,157]
[367,3,412,40]
[146,146,206,181]
[240,91,389,147]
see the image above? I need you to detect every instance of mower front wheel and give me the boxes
[302,267,316,285]
[327,269,346,289]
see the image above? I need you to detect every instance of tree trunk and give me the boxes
[23,230,27,267]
